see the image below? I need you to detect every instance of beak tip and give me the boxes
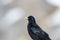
[25,17,28,20]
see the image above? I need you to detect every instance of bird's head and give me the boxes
[28,16,36,22]
[25,16,36,23]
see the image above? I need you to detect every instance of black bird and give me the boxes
[27,16,51,40]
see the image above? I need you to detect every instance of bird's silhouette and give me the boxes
[27,16,51,40]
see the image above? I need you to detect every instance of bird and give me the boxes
[27,16,51,40]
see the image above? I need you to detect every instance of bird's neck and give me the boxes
[29,21,36,24]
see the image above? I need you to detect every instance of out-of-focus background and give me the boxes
[0,0,59,40]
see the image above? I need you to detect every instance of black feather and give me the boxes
[27,16,51,40]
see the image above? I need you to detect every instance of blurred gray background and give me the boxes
[0,0,57,40]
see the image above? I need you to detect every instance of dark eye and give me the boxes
[31,18,33,20]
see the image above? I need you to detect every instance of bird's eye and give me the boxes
[31,18,33,20]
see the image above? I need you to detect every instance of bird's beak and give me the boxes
[25,17,28,20]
